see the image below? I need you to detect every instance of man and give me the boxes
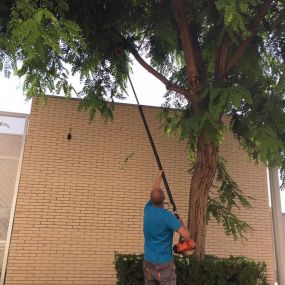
[143,170,190,285]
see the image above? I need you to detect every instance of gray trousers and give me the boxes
[143,260,176,285]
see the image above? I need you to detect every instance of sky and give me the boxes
[0,60,285,212]
[0,60,166,114]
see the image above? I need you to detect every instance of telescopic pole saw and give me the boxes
[127,74,196,256]
[128,74,177,214]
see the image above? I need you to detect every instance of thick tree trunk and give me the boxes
[188,130,219,260]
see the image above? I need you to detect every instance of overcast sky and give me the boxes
[0,60,284,212]
[0,60,165,114]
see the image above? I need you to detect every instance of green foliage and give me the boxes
[206,86,253,119]
[120,152,135,171]
[216,0,262,38]
[159,84,253,153]
[5,1,84,99]
[0,0,133,119]
[115,254,269,285]
[208,157,253,239]
[230,75,285,183]
[115,254,144,285]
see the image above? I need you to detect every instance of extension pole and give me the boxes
[128,74,177,213]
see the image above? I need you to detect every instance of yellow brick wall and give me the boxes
[5,97,275,284]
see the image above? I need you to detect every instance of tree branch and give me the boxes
[172,0,203,107]
[226,0,273,73]
[130,48,191,98]
[215,32,229,81]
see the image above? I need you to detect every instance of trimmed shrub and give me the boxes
[114,254,268,285]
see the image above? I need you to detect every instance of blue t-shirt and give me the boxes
[143,200,181,264]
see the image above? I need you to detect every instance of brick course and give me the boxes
[5,97,275,284]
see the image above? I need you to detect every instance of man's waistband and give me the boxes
[143,259,175,271]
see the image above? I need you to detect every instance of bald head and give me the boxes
[150,187,165,206]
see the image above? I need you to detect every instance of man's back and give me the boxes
[143,201,181,264]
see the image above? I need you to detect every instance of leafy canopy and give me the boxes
[1,0,285,238]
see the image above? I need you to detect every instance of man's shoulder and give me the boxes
[144,200,152,210]
[162,210,180,225]
[145,200,152,206]
[154,208,175,222]
[162,209,176,218]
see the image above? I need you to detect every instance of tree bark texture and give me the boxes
[187,131,219,259]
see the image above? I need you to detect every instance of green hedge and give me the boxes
[114,254,268,285]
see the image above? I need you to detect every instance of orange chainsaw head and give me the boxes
[173,239,196,256]
[150,187,165,206]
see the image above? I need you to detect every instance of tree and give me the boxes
[0,0,285,259]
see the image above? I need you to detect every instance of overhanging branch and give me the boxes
[226,0,274,73]
[130,48,190,98]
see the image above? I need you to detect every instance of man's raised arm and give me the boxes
[152,170,163,190]
[176,216,190,241]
